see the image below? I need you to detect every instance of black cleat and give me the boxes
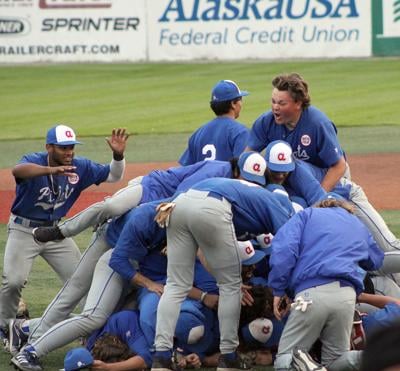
[32,226,64,243]
[217,352,253,371]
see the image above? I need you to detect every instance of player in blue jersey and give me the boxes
[268,197,384,371]
[0,125,128,346]
[151,152,293,371]
[179,79,249,166]
[33,158,244,243]
[246,72,400,262]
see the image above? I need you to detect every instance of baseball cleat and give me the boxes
[217,352,253,371]
[151,354,184,371]
[292,347,327,371]
[32,226,64,243]
[11,349,43,371]
[9,319,29,356]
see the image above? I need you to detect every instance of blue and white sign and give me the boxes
[147,0,371,60]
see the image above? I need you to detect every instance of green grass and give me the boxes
[0,125,399,169]
[0,59,400,141]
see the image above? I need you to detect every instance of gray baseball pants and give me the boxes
[31,248,124,357]
[59,176,143,238]
[274,281,357,370]
[154,189,242,355]
[0,216,81,328]
[342,179,400,252]
[28,223,111,343]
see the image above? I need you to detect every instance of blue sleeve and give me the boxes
[287,160,326,205]
[316,122,344,167]
[247,113,269,152]
[268,212,306,296]
[109,217,150,281]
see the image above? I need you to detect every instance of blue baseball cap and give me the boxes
[175,310,214,355]
[238,152,267,186]
[46,125,82,146]
[210,80,249,103]
[265,140,295,172]
[60,347,93,371]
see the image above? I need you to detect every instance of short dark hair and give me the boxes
[272,73,311,109]
[210,97,241,115]
[240,285,274,328]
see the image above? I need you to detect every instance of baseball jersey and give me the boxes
[362,302,400,337]
[179,117,249,165]
[86,310,152,367]
[108,200,168,282]
[191,178,292,237]
[140,160,233,204]
[268,207,384,297]
[248,106,344,168]
[11,152,110,221]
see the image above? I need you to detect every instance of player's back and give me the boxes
[179,117,249,165]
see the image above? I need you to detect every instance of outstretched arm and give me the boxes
[106,128,129,182]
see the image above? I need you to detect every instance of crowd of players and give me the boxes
[1,74,400,371]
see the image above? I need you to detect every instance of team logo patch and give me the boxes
[301,134,311,146]
[252,163,261,173]
[68,173,79,184]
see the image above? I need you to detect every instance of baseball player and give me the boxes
[151,155,293,371]
[264,140,400,287]
[179,79,249,166]
[33,158,249,243]
[10,199,165,371]
[246,72,400,257]
[268,197,384,371]
[0,125,128,344]
[10,153,272,370]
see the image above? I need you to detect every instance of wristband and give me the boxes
[200,291,208,303]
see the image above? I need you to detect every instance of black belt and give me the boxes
[207,191,224,201]
[13,216,58,228]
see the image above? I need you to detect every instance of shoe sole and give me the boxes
[292,351,327,371]
[10,357,42,371]
[217,368,253,371]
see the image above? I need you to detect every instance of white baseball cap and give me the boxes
[241,318,274,344]
[237,240,266,265]
[238,152,267,186]
[265,140,294,172]
[256,233,274,251]
[46,125,82,146]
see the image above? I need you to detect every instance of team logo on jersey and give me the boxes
[68,173,79,184]
[300,134,311,146]
[293,145,310,161]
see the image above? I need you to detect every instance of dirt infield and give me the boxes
[1,154,399,224]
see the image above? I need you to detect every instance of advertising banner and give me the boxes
[147,0,372,61]
[0,0,147,63]
[372,0,400,56]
